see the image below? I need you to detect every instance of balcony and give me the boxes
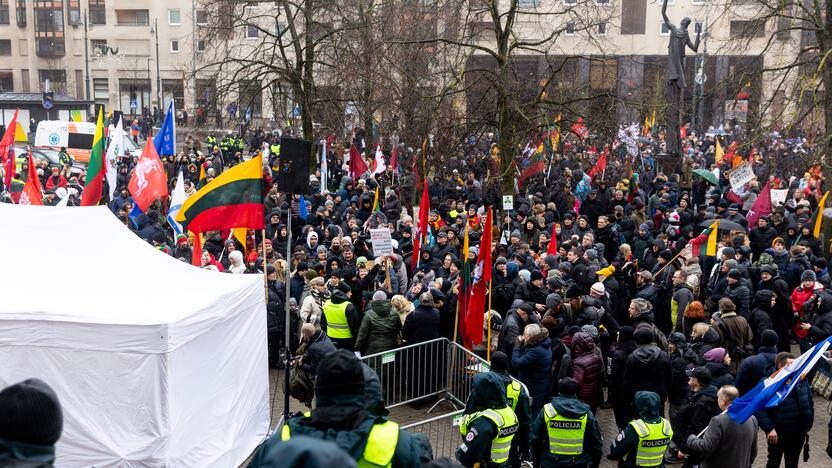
[36,39,66,57]
[115,9,149,27]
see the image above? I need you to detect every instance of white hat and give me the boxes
[591,282,605,295]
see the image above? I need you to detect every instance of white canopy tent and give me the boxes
[0,204,270,467]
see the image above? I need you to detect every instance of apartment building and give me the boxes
[0,0,215,119]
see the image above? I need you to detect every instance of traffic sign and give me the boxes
[129,99,138,110]
[42,92,54,110]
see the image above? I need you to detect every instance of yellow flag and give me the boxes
[706,220,719,256]
[462,226,469,263]
[233,228,248,253]
[715,139,724,163]
[14,121,27,142]
[372,186,380,212]
[813,191,829,238]
[650,109,656,127]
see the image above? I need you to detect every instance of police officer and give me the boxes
[473,351,531,467]
[457,372,520,467]
[531,377,603,468]
[608,391,673,468]
[276,349,431,467]
[58,147,71,169]
[321,289,360,351]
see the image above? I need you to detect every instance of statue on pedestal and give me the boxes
[662,0,700,156]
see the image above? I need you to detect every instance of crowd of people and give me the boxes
[3,123,832,468]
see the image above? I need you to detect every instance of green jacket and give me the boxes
[355,300,401,356]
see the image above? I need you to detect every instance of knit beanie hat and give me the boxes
[634,327,655,345]
[761,329,779,347]
[0,378,63,446]
[584,249,598,261]
[315,349,365,398]
[530,270,544,282]
[703,347,727,363]
[490,351,509,373]
[303,269,319,281]
[727,269,742,280]
[372,290,388,301]
[802,270,817,282]
[558,377,578,396]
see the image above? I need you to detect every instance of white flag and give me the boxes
[106,116,125,200]
[167,171,186,236]
[372,145,386,175]
[320,138,328,194]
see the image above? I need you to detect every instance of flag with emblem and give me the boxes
[464,207,492,347]
[19,149,43,206]
[80,108,106,206]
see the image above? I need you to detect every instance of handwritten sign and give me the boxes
[502,195,514,211]
[370,228,393,257]
[770,189,788,207]
[728,162,755,192]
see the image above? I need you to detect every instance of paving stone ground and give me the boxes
[261,369,831,467]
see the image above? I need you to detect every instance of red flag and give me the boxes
[191,232,202,267]
[547,223,559,256]
[19,149,43,205]
[390,143,398,171]
[348,144,368,180]
[1,109,19,190]
[571,117,588,140]
[465,207,493,346]
[722,141,738,165]
[587,147,608,179]
[746,181,772,228]
[128,139,169,212]
[411,180,430,270]
[680,126,687,140]
[726,190,742,205]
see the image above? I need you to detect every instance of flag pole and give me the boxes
[283,212,292,421]
[486,278,493,362]
[261,228,268,303]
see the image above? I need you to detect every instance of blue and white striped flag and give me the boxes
[167,171,186,235]
[728,335,832,423]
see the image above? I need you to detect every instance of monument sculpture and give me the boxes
[662,0,700,156]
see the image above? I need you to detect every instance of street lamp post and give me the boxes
[83,10,91,102]
[151,18,162,116]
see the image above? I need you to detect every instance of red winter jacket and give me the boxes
[791,283,822,338]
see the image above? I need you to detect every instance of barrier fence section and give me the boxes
[402,410,464,459]
[360,338,492,410]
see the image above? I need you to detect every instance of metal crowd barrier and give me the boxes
[401,410,465,459]
[360,338,492,411]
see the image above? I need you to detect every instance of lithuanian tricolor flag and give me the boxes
[197,163,207,188]
[176,155,265,235]
[691,220,720,256]
[372,185,381,212]
[80,109,106,206]
[812,191,829,238]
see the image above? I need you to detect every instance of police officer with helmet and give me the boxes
[274,349,431,467]
[608,391,674,468]
[531,377,603,468]
[457,372,520,467]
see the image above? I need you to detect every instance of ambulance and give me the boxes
[34,121,96,163]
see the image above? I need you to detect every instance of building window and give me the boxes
[170,40,179,53]
[246,24,259,38]
[517,0,539,7]
[0,40,10,56]
[195,9,208,25]
[89,0,106,25]
[597,22,608,35]
[0,0,9,25]
[564,0,577,4]
[596,0,610,4]
[660,22,670,35]
[565,21,575,35]
[34,2,65,57]
[196,40,205,52]
[38,69,67,93]
[238,80,262,116]
[21,68,29,92]
[730,20,765,38]
[168,9,180,26]
[0,71,12,92]
[67,0,81,25]
[621,0,646,35]
[91,39,107,55]
[93,78,109,103]
[115,9,149,26]
[15,0,25,26]
[691,0,706,4]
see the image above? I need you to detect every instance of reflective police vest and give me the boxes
[543,403,587,456]
[506,378,522,412]
[460,406,518,464]
[628,418,673,467]
[323,300,352,339]
[281,415,399,468]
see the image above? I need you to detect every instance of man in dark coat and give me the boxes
[746,290,775,351]
[749,217,778,259]
[623,328,672,409]
[725,269,752,317]
[515,270,549,313]
[595,215,620,264]
[755,352,814,468]
[734,330,778,395]
[672,367,720,468]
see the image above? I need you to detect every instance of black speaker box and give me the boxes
[277,137,313,194]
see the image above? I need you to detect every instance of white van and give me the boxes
[34,121,96,163]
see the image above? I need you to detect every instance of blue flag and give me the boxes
[128,201,143,229]
[298,195,308,221]
[153,100,176,156]
[728,335,832,423]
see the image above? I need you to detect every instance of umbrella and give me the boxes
[693,169,718,185]
[700,219,746,232]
